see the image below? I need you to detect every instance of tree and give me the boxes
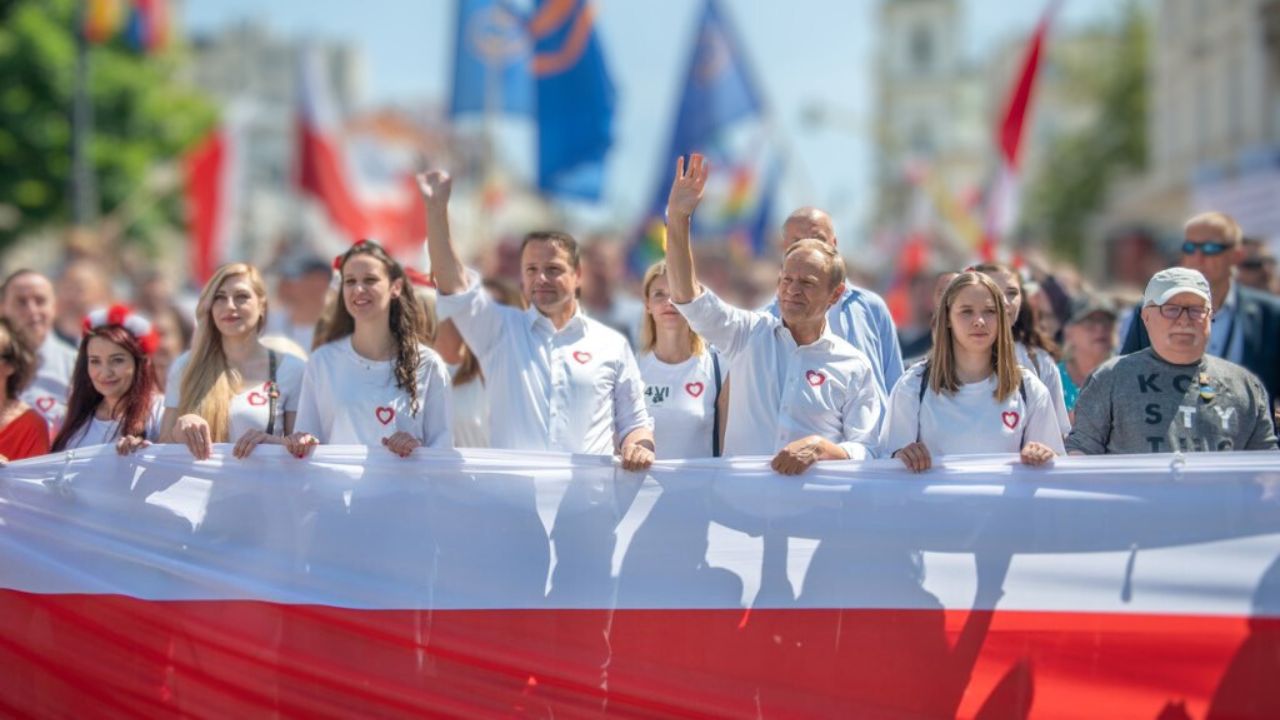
[0,0,215,254]
[1020,2,1148,262]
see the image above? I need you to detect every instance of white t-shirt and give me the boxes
[61,395,165,450]
[880,363,1066,458]
[435,268,651,455]
[165,350,307,440]
[21,334,78,437]
[675,289,884,460]
[293,337,452,448]
[1015,342,1071,436]
[638,351,723,460]
[449,365,489,449]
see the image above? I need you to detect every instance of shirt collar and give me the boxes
[526,304,587,335]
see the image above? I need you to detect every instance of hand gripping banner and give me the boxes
[1,446,1278,718]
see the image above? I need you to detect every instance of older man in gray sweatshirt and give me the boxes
[1067,268,1277,454]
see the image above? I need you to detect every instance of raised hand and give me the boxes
[666,153,709,220]
[416,170,452,206]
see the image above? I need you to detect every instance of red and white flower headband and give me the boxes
[82,304,160,355]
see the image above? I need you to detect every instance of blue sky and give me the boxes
[184,0,1126,245]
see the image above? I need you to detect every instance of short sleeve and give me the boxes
[164,352,190,409]
[879,364,926,458]
[279,354,307,413]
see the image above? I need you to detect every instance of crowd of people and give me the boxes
[0,153,1276,470]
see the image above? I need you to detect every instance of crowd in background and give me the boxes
[0,157,1277,470]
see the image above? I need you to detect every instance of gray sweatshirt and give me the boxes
[1066,348,1278,454]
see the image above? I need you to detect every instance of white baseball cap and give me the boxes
[1143,268,1212,308]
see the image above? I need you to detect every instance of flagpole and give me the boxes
[71,2,98,228]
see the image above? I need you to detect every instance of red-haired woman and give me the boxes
[51,305,163,454]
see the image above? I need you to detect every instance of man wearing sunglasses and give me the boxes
[1069,268,1276,454]
[1120,212,1280,429]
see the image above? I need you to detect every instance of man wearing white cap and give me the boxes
[1067,268,1276,454]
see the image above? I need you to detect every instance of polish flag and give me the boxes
[983,0,1061,261]
[295,48,372,244]
[184,109,248,285]
[1,447,1278,717]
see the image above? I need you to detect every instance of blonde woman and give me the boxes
[637,261,727,459]
[881,272,1063,471]
[160,263,307,459]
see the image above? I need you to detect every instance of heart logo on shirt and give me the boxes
[376,406,396,425]
[685,382,705,398]
[247,392,268,407]
[806,370,826,387]
[572,351,592,365]
[35,396,55,412]
[1001,411,1020,429]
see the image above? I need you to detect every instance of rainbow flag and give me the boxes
[84,0,169,53]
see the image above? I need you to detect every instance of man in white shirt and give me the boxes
[1,270,76,433]
[420,171,655,470]
[664,154,884,475]
[761,207,905,395]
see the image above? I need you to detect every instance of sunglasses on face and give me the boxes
[1156,304,1210,322]
[1181,241,1232,256]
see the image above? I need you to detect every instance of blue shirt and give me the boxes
[764,284,904,395]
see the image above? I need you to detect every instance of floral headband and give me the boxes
[82,304,159,355]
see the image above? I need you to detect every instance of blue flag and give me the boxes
[449,0,534,117]
[532,0,616,200]
[631,0,776,274]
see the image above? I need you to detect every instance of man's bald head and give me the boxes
[782,207,836,250]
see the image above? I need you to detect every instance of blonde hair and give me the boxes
[928,272,1020,402]
[784,238,846,290]
[1184,211,1243,246]
[638,261,706,357]
[177,263,269,442]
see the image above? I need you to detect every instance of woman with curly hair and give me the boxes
[287,240,452,457]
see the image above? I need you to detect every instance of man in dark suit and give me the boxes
[1120,211,1280,426]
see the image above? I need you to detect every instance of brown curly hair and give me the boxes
[316,240,430,416]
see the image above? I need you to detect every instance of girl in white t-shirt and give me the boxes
[881,272,1064,471]
[52,306,164,453]
[974,263,1072,436]
[159,263,306,460]
[287,240,451,456]
[637,261,727,460]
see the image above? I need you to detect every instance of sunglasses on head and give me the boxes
[1181,241,1232,256]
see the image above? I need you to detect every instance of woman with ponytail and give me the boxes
[287,240,451,457]
[159,263,307,459]
[52,305,164,453]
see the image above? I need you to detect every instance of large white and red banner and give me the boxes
[1,447,1278,718]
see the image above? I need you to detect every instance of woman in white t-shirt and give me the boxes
[52,306,164,453]
[973,263,1071,436]
[160,263,307,460]
[637,261,726,460]
[287,240,451,456]
[881,272,1064,471]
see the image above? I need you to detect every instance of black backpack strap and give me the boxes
[915,361,930,443]
[1019,373,1027,447]
[711,350,723,458]
[265,350,280,436]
